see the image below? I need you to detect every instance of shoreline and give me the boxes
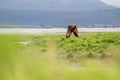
[0,28,120,34]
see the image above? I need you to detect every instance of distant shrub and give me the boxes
[56,33,120,61]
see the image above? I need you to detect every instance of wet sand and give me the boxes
[0,28,120,34]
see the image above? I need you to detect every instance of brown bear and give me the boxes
[66,24,79,38]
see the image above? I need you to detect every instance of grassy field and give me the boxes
[0,32,120,80]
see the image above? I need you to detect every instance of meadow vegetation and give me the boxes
[56,33,120,61]
[0,32,120,80]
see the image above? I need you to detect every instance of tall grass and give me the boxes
[57,33,120,60]
[0,33,120,80]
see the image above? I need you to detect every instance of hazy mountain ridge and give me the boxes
[0,0,119,25]
[0,8,120,25]
[0,0,116,11]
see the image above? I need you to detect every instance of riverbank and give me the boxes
[0,28,120,34]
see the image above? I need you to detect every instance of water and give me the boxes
[0,24,120,28]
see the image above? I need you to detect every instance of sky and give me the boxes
[0,0,120,11]
[100,0,120,8]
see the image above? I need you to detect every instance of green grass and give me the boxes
[0,33,120,80]
[57,33,120,60]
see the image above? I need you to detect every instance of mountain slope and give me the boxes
[61,0,116,11]
[0,0,116,11]
[0,9,120,25]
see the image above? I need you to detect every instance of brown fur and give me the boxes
[66,24,79,38]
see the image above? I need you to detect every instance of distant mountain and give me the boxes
[61,0,116,11]
[0,0,116,11]
[0,8,120,25]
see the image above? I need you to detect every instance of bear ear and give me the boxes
[74,25,77,28]
[68,24,71,28]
